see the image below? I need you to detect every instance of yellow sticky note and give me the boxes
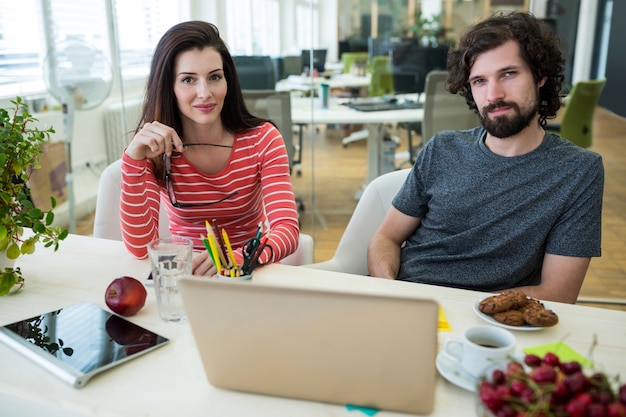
[438,305,452,332]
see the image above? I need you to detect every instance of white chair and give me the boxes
[93,159,314,266]
[304,168,410,275]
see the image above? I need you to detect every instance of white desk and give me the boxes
[276,73,371,92]
[2,234,626,417]
[291,96,423,182]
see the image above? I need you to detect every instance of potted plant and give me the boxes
[0,97,69,296]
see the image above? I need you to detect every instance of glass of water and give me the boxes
[147,236,193,323]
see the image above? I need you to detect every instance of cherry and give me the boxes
[524,353,542,367]
[588,403,608,417]
[565,398,589,417]
[479,382,503,412]
[560,360,583,375]
[598,391,617,405]
[607,402,626,417]
[543,352,560,367]
[565,371,590,394]
[495,404,517,417]
[491,368,506,385]
[510,379,528,396]
[620,385,626,404]
[551,381,570,404]
[507,361,525,378]
[530,364,557,383]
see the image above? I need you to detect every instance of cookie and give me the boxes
[523,306,559,327]
[493,309,526,326]
[478,289,528,314]
[479,295,516,314]
[520,298,544,314]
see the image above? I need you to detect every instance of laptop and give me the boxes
[178,277,438,415]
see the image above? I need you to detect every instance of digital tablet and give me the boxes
[0,302,169,388]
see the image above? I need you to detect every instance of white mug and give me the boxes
[443,325,516,378]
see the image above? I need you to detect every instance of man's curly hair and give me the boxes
[447,12,565,127]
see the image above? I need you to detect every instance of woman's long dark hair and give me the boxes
[138,21,265,183]
[447,12,565,127]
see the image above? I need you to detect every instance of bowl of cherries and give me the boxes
[477,352,626,417]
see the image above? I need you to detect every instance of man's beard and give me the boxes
[479,99,539,139]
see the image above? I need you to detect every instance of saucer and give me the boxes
[435,350,477,392]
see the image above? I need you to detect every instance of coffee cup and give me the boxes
[443,325,516,378]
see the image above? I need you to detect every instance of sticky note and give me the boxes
[438,305,452,332]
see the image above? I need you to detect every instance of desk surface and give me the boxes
[291,96,423,182]
[291,96,423,125]
[276,73,371,92]
[2,234,625,417]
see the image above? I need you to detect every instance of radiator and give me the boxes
[103,98,142,164]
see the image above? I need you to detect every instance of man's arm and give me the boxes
[515,253,590,304]
[367,207,421,279]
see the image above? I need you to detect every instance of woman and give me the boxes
[120,21,299,276]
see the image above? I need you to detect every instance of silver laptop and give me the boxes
[179,277,438,415]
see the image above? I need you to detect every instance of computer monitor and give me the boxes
[233,55,276,90]
[391,41,448,95]
[301,49,327,73]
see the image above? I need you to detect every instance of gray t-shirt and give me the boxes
[392,127,604,291]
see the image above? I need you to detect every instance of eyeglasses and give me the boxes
[164,154,238,208]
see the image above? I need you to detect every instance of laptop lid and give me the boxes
[179,277,438,415]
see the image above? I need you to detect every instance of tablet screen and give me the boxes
[0,302,168,387]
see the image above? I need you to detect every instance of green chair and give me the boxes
[369,56,394,97]
[341,52,369,74]
[546,78,606,148]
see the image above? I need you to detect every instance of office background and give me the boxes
[0,0,622,242]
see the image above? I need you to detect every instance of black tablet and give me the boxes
[0,302,168,388]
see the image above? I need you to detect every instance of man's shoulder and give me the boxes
[544,132,603,164]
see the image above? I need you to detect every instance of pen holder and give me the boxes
[217,273,252,282]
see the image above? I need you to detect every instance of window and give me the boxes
[0,0,187,99]
[225,0,281,56]
[113,0,188,78]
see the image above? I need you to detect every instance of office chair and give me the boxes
[304,168,410,275]
[545,78,606,148]
[93,159,314,266]
[396,70,480,167]
[420,70,480,148]
[341,52,369,74]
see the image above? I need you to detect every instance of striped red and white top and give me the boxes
[120,122,300,263]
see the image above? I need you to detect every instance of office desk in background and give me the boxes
[276,73,371,92]
[291,96,423,183]
[1,234,625,417]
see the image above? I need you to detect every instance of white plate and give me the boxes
[473,297,556,331]
[435,350,477,392]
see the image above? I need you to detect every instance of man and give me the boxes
[367,12,604,304]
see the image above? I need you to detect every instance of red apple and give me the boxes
[105,276,147,316]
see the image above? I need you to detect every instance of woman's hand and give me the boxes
[192,250,218,277]
[125,121,185,160]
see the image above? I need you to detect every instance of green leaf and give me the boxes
[0,271,18,296]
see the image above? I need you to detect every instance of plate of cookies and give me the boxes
[473,289,558,331]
